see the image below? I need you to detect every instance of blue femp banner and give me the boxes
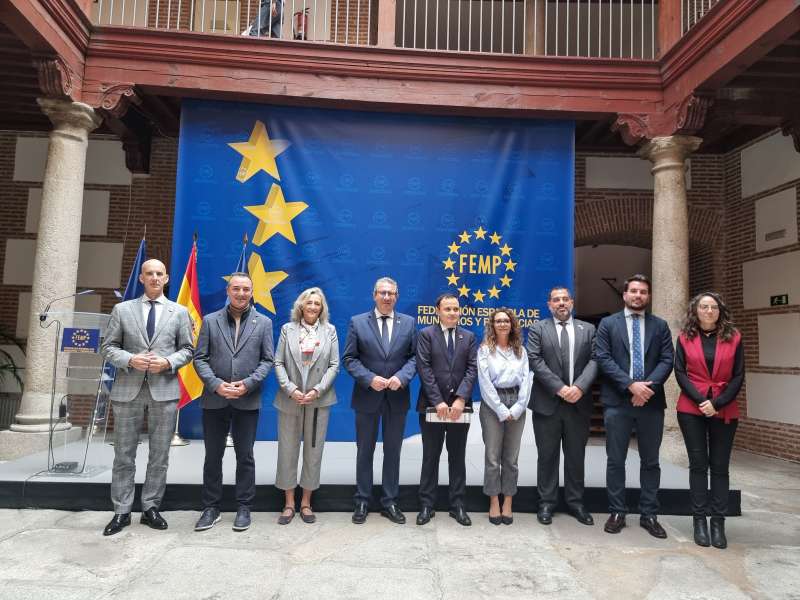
[172,99,574,441]
[61,328,100,353]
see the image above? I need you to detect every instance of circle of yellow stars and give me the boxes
[442,226,517,304]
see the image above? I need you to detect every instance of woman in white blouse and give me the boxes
[273,287,339,525]
[477,308,531,525]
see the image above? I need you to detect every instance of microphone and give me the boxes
[39,289,95,322]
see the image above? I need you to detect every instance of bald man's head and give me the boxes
[139,259,169,299]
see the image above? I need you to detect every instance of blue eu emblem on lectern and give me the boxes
[61,328,100,354]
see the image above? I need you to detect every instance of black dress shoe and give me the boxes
[693,516,710,547]
[536,504,554,525]
[140,507,168,530]
[449,505,472,526]
[710,517,727,549]
[416,505,435,525]
[501,515,514,525]
[567,506,594,526]
[488,514,502,525]
[103,513,131,536]
[639,515,667,539]
[380,504,406,524]
[604,512,626,534]
[352,501,368,525]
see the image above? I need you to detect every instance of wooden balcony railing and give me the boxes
[89,0,721,58]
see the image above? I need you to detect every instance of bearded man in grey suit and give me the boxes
[527,286,598,527]
[101,259,195,536]
[192,272,274,532]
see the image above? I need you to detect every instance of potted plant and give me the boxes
[0,329,24,430]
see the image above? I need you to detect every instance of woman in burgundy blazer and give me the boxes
[675,291,743,550]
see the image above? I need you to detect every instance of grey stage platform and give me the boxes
[0,413,740,515]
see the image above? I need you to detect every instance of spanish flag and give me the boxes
[176,241,204,409]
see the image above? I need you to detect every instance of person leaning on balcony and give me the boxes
[273,287,339,524]
[243,0,283,39]
[476,307,531,526]
[674,292,744,550]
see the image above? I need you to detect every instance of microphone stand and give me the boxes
[38,290,95,473]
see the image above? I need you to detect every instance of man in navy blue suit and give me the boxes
[343,277,418,525]
[594,274,674,539]
[415,293,478,527]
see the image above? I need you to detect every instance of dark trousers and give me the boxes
[533,403,591,509]
[418,413,469,508]
[677,412,738,517]
[354,402,407,507]
[604,404,664,516]
[202,406,260,509]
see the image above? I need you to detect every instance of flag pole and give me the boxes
[171,410,189,446]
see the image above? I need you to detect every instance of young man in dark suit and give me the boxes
[343,277,417,525]
[527,286,598,526]
[415,293,477,526]
[594,274,674,538]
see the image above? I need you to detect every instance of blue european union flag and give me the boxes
[172,99,574,441]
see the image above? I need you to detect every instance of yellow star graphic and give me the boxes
[457,284,470,297]
[442,257,455,270]
[499,274,512,287]
[473,290,486,303]
[248,252,288,314]
[488,286,500,299]
[458,230,472,244]
[447,273,459,286]
[228,120,290,182]
[474,226,487,239]
[504,259,517,272]
[489,232,502,245]
[499,243,512,257]
[448,242,461,254]
[245,183,308,245]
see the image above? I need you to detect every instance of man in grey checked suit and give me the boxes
[527,286,598,527]
[192,273,274,532]
[101,259,195,536]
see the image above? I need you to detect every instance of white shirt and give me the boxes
[624,307,646,379]
[553,316,575,385]
[140,294,167,333]
[477,344,531,421]
[374,308,395,343]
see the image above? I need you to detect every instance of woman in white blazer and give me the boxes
[274,287,339,524]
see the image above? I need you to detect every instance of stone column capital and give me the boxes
[638,135,702,172]
[36,98,102,135]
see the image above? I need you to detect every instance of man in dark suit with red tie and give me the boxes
[594,274,674,539]
[343,277,418,525]
[415,293,478,527]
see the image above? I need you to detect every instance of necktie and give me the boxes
[146,300,156,341]
[446,328,454,359]
[559,321,570,384]
[380,315,389,351]
[631,314,644,380]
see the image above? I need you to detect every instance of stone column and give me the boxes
[638,135,702,465]
[10,99,102,436]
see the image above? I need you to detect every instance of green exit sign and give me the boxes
[770,294,789,306]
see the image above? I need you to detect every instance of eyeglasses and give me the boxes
[377,291,397,297]
[698,305,719,311]
[493,319,511,324]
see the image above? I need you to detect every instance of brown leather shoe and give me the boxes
[604,512,626,534]
[639,515,667,539]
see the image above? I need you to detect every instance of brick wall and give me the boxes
[329,0,374,44]
[0,131,178,429]
[721,138,800,462]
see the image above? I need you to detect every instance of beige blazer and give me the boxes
[273,321,339,415]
